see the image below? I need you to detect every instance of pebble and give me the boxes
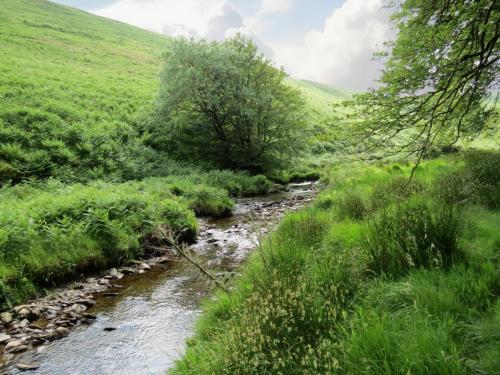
[55,327,70,338]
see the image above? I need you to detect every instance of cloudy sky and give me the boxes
[52,0,395,90]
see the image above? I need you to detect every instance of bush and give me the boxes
[363,199,463,278]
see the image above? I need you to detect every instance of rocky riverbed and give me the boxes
[0,182,317,374]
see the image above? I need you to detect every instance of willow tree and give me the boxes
[355,0,499,161]
[149,36,306,172]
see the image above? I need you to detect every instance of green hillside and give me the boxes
[0,0,168,183]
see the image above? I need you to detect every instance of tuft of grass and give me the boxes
[363,198,463,278]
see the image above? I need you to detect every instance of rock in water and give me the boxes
[16,363,40,371]
[138,263,151,271]
[55,326,70,338]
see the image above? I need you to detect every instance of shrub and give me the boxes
[363,199,463,278]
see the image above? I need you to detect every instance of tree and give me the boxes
[354,0,499,162]
[148,36,306,172]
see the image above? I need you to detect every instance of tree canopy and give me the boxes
[148,36,306,172]
[354,0,499,160]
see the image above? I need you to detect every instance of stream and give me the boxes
[1,182,317,374]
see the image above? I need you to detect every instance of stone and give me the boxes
[16,363,40,371]
[108,268,123,279]
[97,278,110,286]
[103,327,116,332]
[0,333,11,343]
[13,305,30,314]
[74,299,95,307]
[137,263,150,271]
[5,339,23,351]
[54,326,70,338]
[82,313,97,320]
[9,344,29,353]
[1,312,13,325]
[120,267,135,275]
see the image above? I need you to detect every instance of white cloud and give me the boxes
[95,0,239,39]
[271,0,394,90]
[93,0,393,90]
[245,0,293,33]
[94,0,273,54]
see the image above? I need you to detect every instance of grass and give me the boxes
[0,0,169,184]
[0,167,276,308]
[172,150,500,374]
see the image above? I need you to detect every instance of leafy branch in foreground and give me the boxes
[353,0,499,161]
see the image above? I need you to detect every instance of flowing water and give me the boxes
[2,182,316,375]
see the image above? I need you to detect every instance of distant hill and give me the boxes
[296,80,354,100]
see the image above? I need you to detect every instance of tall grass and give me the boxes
[173,151,500,374]
[364,198,463,278]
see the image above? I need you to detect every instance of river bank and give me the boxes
[172,152,500,375]
[0,182,317,374]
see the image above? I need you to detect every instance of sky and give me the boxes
[51,0,395,90]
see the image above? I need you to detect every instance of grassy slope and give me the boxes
[0,0,171,183]
[174,151,500,374]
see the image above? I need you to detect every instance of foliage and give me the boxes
[148,36,307,172]
[354,0,499,160]
[173,152,500,374]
